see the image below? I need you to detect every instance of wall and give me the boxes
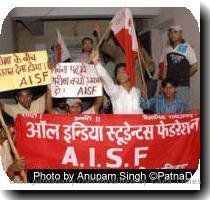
[0,10,15,54]
[16,20,110,53]
[0,10,16,103]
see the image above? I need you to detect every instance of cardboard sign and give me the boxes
[0,50,51,91]
[51,63,102,98]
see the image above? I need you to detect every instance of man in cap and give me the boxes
[66,96,103,114]
[159,25,197,109]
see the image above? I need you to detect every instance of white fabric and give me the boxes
[111,8,139,52]
[169,25,183,32]
[66,98,82,107]
[160,42,197,65]
[57,29,71,62]
[95,63,143,114]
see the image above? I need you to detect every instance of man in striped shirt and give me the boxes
[140,78,188,114]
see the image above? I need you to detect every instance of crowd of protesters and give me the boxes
[0,24,198,181]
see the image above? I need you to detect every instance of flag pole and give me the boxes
[0,111,27,182]
[137,51,146,86]
[95,22,113,50]
[137,51,150,107]
[138,50,153,79]
[88,22,112,64]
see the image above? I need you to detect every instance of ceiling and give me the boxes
[13,7,161,36]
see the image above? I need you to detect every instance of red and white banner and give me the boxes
[56,29,71,63]
[111,8,139,86]
[15,113,200,170]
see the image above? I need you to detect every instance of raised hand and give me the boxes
[93,24,101,38]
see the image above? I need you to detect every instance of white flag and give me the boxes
[56,29,71,62]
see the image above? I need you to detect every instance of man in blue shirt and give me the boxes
[140,78,188,114]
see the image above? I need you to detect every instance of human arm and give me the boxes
[189,63,198,77]
[45,84,54,113]
[35,62,55,113]
[6,157,25,181]
[91,50,118,97]
[187,44,198,77]
[93,96,103,113]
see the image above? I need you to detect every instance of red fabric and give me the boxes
[115,28,138,86]
[15,113,200,170]
[56,43,61,63]
[159,62,165,80]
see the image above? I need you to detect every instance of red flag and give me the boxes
[56,29,71,63]
[111,8,139,86]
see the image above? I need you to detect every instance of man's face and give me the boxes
[162,83,176,98]
[16,90,33,110]
[168,29,182,44]
[67,103,82,114]
[116,67,130,84]
[82,39,93,53]
[58,102,67,110]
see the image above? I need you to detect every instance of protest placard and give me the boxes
[15,113,200,170]
[0,50,51,92]
[51,63,102,98]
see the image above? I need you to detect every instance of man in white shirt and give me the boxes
[0,85,52,120]
[91,50,143,114]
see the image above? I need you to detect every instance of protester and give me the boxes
[140,78,188,114]
[53,98,68,114]
[91,50,143,114]
[0,85,52,120]
[75,37,94,63]
[66,96,103,114]
[0,111,25,181]
[159,25,197,109]
[75,37,96,111]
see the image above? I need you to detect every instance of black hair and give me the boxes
[0,111,14,130]
[15,88,33,97]
[114,63,126,78]
[81,37,93,45]
[161,78,177,88]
